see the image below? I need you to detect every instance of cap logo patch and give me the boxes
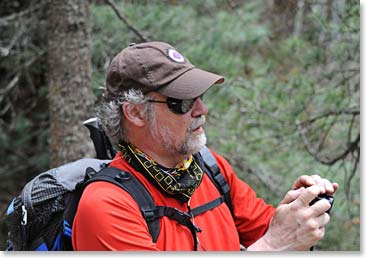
[167,48,185,63]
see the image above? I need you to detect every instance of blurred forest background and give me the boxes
[0,0,360,251]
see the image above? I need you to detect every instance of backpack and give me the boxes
[4,146,232,251]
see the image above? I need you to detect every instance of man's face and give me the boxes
[146,92,209,156]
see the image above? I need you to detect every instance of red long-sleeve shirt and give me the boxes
[72,149,275,251]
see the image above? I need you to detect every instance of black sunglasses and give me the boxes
[147,95,203,115]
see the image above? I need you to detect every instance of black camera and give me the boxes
[309,194,335,251]
[309,194,334,214]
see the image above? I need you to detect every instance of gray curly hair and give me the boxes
[96,89,153,147]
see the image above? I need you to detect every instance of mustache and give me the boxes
[189,115,206,131]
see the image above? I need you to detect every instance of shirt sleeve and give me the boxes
[72,181,159,251]
[210,150,276,248]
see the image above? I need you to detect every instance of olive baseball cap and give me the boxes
[105,42,224,99]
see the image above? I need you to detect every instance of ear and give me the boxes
[122,102,146,127]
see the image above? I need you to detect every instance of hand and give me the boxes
[291,174,338,196]
[248,184,335,251]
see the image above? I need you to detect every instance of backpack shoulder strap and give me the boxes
[199,146,234,215]
[84,167,160,243]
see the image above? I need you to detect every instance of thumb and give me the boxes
[279,187,305,205]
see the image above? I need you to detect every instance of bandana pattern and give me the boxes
[119,142,204,202]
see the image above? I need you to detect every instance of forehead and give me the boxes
[146,91,166,99]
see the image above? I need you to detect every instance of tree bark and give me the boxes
[47,0,95,167]
[270,0,298,39]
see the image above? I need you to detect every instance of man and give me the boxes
[72,41,338,251]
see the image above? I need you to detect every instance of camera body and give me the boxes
[309,194,334,251]
[309,194,334,213]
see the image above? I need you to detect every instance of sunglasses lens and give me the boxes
[167,97,196,114]
[181,99,195,113]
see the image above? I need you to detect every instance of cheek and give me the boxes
[153,105,192,135]
[166,119,189,137]
[172,115,192,134]
[162,111,190,129]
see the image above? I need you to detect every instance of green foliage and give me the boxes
[0,0,359,251]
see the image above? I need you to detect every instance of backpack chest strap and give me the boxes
[151,195,224,251]
[153,206,200,251]
[189,196,225,217]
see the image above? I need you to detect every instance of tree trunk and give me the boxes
[293,0,304,36]
[47,0,95,167]
[270,0,298,39]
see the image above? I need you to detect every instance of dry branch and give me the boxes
[300,109,360,126]
[0,3,44,26]
[105,0,149,42]
[296,119,360,166]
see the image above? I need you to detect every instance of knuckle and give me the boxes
[279,204,290,214]
[326,212,330,221]
[306,220,319,230]
[306,185,319,196]
[311,174,321,180]
[274,204,287,216]
[323,213,330,224]
[313,228,325,240]
[324,201,332,211]
[290,202,300,213]
[285,191,293,200]
[318,199,331,212]
[300,175,308,179]
[298,210,311,222]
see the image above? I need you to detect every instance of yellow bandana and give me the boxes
[119,142,204,202]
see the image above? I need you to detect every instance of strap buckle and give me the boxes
[168,208,191,225]
[141,209,155,222]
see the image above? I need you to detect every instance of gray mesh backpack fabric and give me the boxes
[4,158,110,251]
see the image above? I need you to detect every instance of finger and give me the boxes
[310,175,339,194]
[304,214,329,233]
[313,212,331,228]
[304,217,328,244]
[313,227,325,242]
[310,175,331,194]
[310,175,327,193]
[292,185,322,209]
[310,174,322,182]
[302,223,326,247]
[320,179,339,195]
[321,178,335,194]
[292,175,316,190]
[332,182,339,192]
[280,187,305,205]
[310,198,332,216]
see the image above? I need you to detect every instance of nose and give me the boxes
[191,97,208,117]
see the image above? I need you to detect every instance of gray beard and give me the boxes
[149,117,207,155]
[179,131,207,155]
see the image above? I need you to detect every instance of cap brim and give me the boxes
[157,68,224,99]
